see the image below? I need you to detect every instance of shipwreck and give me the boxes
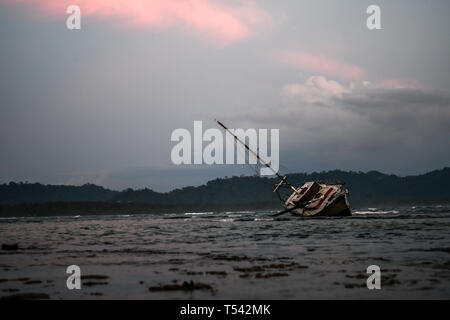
[216,120,351,217]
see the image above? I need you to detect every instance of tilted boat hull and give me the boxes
[283,181,351,217]
[289,195,351,217]
[215,120,352,217]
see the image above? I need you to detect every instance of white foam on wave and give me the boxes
[222,210,254,215]
[254,218,274,221]
[353,210,399,215]
[215,218,235,222]
[184,212,214,216]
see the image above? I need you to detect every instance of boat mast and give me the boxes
[216,120,298,193]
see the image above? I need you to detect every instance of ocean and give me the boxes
[0,206,449,299]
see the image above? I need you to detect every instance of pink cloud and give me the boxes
[276,51,366,81]
[2,0,272,46]
[377,79,422,89]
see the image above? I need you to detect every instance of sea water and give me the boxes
[0,206,449,299]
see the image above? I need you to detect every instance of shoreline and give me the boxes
[1,201,450,218]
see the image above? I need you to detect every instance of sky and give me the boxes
[0,0,449,191]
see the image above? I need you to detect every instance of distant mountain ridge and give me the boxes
[0,183,118,205]
[1,168,450,208]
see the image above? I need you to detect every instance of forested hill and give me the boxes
[1,167,450,208]
[0,183,118,204]
[110,167,450,207]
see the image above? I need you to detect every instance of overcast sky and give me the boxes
[0,0,449,191]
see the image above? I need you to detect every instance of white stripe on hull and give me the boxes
[285,182,351,217]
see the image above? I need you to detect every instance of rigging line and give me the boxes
[216,119,298,193]
[213,118,291,175]
[221,123,281,189]
[217,120,280,177]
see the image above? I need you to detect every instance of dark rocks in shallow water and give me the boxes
[2,288,20,293]
[167,258,185,265]
[211,255,248,262]
[344,283,365,289]
[205,271,227,276]
[80,275,109,287]
[24,280,42,285]
[149,281,213,292]
[81,275,109,280]
[267,263,302,269]
[179,269,226,276]
[1,292,50,300]
[427,247,450,254]
[239,272,289,279]
[7,277,30,282]
[83,281,108,287]
[205,253,267,262]
[383,274,401,286]
[345,274,367,280]
[255,272,289,279]
[381,279,401,286]
[234,266,265,273]
[234,262,306,275]
[182,270,203,275]
[1,244,18,251]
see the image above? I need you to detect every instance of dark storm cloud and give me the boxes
[224,76,450,175]
[1,0,449,189]
[245,77,450,135]
[335,87,450,134]
[340,88,450,110]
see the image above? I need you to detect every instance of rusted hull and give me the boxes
[290,195,351,217]
[281,180,351,217]
[311,195,351,217]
